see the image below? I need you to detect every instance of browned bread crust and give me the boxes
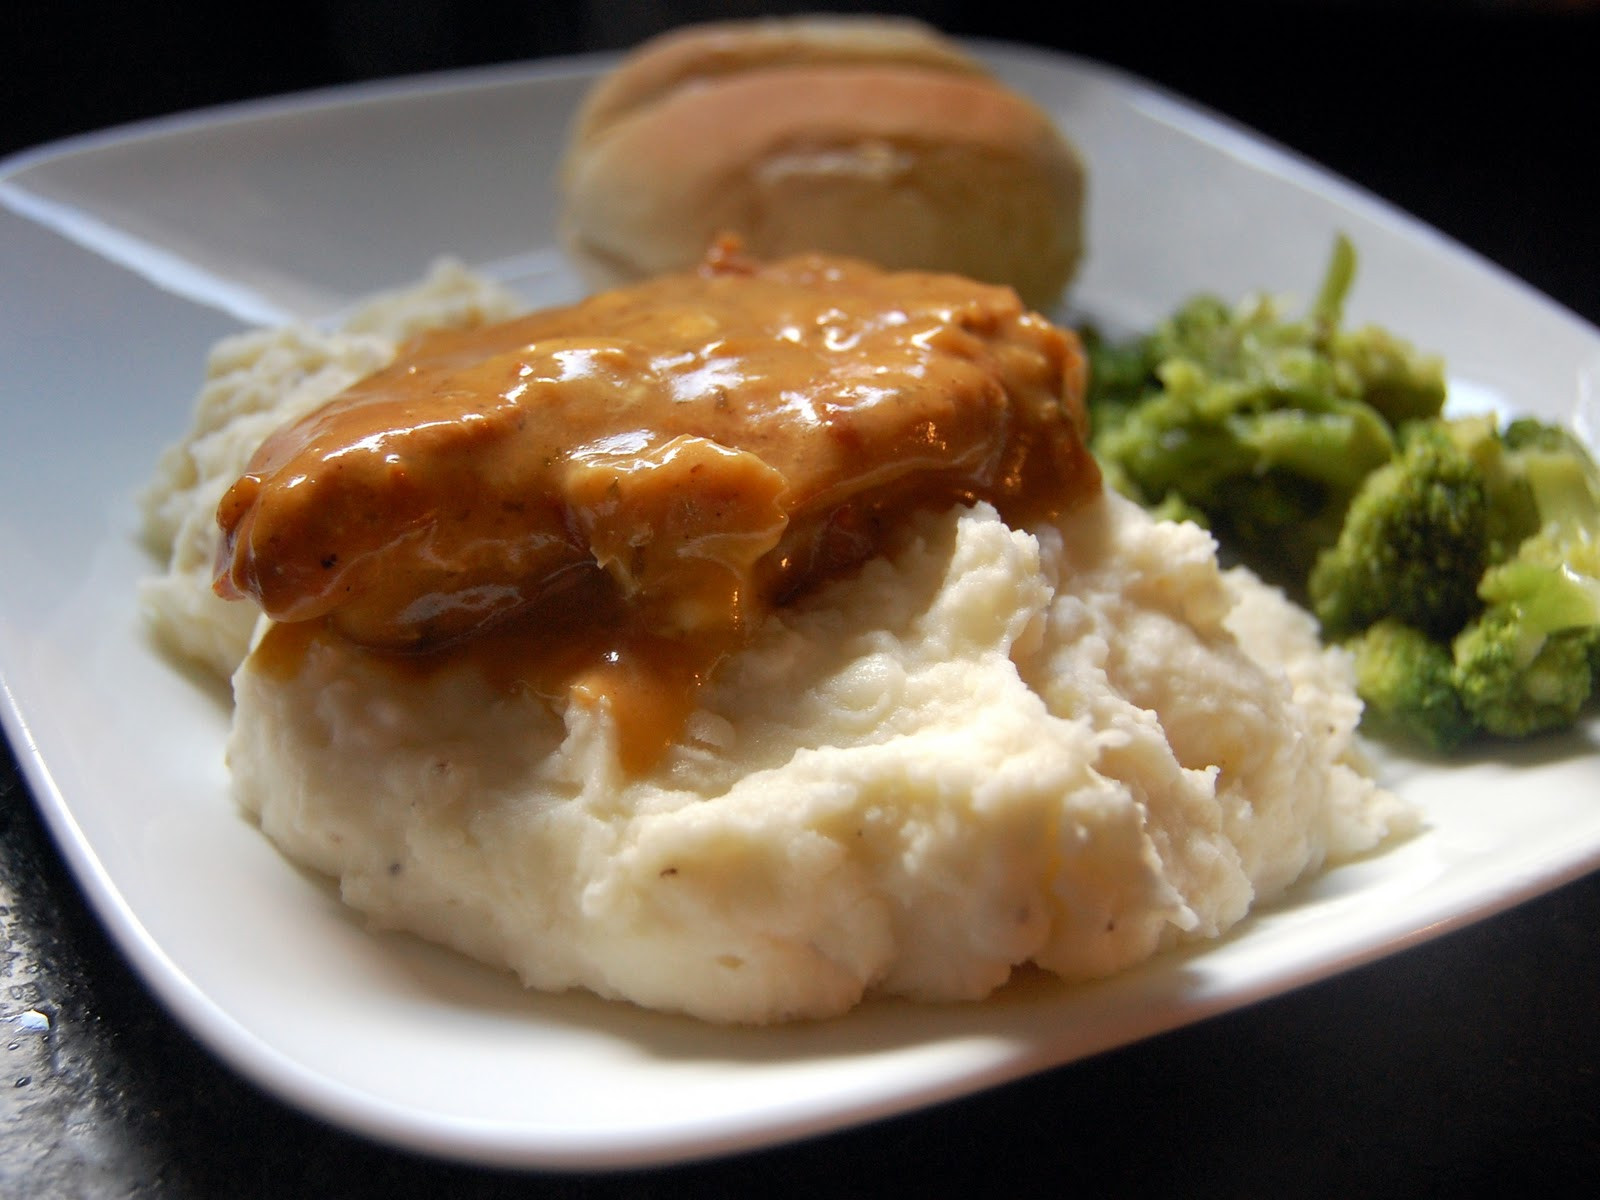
[558,16,1085,311]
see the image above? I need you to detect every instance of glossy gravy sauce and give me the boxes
[219,246,1099,770]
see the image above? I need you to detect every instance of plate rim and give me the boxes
[2,38,1599,1171]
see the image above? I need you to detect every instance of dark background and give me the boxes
[8,0,1599,327]
[4,2,1599,1196]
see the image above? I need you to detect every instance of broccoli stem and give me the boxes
[1311,233,1357,347]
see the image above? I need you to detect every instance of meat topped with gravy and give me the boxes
[213,244,1100,766]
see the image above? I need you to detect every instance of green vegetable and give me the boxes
[1086,234,1446,589]
[1346,618,1475,752]
[1085,236,1600,749]
[1449,437,1600,738]
[1307,423,1489,641]
[1451,611,1596,739]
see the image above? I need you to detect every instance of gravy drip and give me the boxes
[218,246,1099,769]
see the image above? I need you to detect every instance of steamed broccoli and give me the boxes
[1084,236,1600,749]
[1308,422,1490,641]
[1346,618,1476,752]
[1449,438,1600,738]
[1451,611,1596,739]
[1086,235,1445,589]
[1314,412,1600,746]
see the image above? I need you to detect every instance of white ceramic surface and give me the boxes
[1,42,1597,1171]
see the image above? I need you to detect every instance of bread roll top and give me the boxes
[559,16,1086,312]
[569,15,989,146]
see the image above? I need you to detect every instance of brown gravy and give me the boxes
[218,244,1099,769]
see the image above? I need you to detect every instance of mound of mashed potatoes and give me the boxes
[140,262,1414,1024]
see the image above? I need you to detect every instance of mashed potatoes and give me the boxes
[141,264,1414,1024]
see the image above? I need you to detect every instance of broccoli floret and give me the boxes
[1321,414,1600,744]
[1446,421,1600,738]
[1452,611,1596,739]
[1083,239,1600,751]
[1315,233,1451,427]
[1307,423,1490,641]
[1503,416,1594,455]
[1346,619,1475,752]
[1479,545,1600,632]
[1437,414,1543,562]
[1326,326,1449,427]
[1504,423,1600,535]
[1085,235,1443,589]
[1088,316,1401,585]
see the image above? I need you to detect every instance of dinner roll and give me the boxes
[558,16,1086,312]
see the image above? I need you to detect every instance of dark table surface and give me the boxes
[4,3,1599,1196]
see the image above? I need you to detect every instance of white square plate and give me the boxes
[2,42,1598,1170]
